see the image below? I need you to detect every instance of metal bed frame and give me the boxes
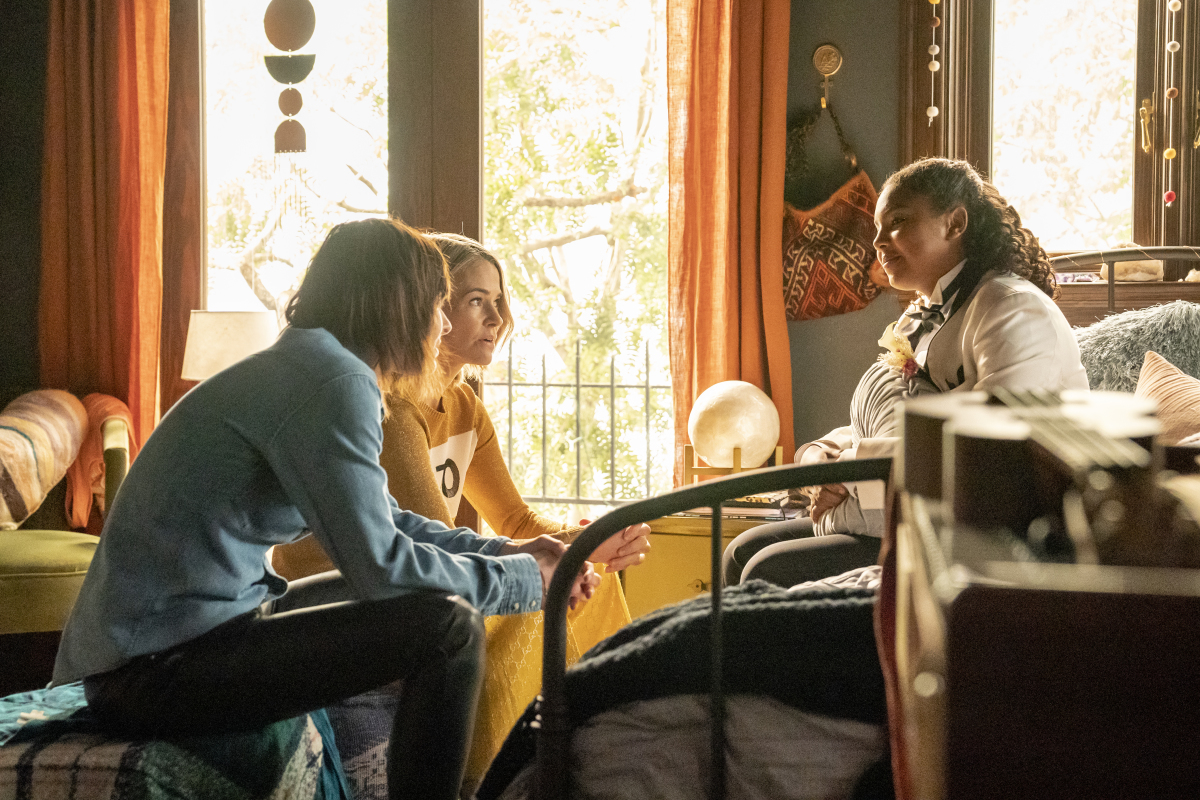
[524,246,1200,797]
[534,457,894,800]
[1050,245,1200,314]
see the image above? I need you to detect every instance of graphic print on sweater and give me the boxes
[428,429,478,516]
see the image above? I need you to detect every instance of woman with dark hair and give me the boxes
[52,218,598,800]
[273,232,650,792]
[725,158,1088,587]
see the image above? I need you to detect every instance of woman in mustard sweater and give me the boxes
[384,233,650,789]
[274,233,649,791]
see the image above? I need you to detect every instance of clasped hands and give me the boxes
[502,522,651,611]
[795,445,851,523]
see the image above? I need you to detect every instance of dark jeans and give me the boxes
[722,517,881,587]
[84,572,484,800]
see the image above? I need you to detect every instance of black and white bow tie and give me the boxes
[902,301,949,348]
[899,264,976,348]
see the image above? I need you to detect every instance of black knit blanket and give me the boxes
[477,580,885,800]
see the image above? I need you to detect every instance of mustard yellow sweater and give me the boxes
[383,381,581,541]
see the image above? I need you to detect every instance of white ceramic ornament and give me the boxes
[687,381,781,469]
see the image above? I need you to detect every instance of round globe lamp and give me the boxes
[686,381,781,482]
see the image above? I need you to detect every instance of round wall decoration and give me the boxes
[264,0,316,52]
[278,87,303,117]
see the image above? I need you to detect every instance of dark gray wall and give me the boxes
[0,0,49,399]
[786,0,903,447]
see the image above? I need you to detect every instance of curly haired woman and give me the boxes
[724,157,1088,587]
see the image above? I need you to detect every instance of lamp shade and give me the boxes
[181,311,281,381]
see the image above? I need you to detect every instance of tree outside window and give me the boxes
[992,0,1136,252]
[483,0,672,520]
[204,0,672,513]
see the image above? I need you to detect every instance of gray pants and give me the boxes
[722,517,881,587]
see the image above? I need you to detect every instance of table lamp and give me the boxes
[684,380,782,484]
[181,311,281,381]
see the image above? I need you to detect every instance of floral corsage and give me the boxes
[877,322,918,380]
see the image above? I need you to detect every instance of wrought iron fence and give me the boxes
[482,340,672,508]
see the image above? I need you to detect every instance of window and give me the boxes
[901,0,1198,254]
[204,0,388,313]
[199,0,672,514]
[992,0,1136,251]
[481,0,673,520]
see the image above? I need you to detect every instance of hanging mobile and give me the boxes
[1163,0,1183,207]
[927,0,941,125]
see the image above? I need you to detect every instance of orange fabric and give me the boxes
[667,0,794,485]
[40,0,170,446]
[65,393,139,529]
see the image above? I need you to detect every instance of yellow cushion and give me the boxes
[0,529,96,634]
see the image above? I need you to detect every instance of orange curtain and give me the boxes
[40,0,170,446]
[667,0,794,484]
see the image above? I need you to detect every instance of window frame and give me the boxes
[164,0,483,417]
[389,0,483,239]
[899,0,1199,261]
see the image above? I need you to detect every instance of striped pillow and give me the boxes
[1135,351,1200,446]
[0,390,88,530]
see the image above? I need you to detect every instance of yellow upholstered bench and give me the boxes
[0,530,98,694]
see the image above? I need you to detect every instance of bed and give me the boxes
[0,682,350,800]
[478,458,895,800]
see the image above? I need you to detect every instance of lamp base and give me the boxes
[683,444,784,485]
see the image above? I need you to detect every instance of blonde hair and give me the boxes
[428,233,515,381]
[285,217,449,403]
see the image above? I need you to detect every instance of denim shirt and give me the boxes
[53,327,542,685]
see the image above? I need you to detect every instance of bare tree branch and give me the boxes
[523,185,645,207]
[616,9,658,187]
[236,205,285,310]
[515,251,576,366]
[262,251,296,269]
[330,105,378,142]
[345,164,379,196]
[518,252,561,294]
[601,237,626,300]
[521,227,612,253]
[547,246,575,302]
[335,199,388,215]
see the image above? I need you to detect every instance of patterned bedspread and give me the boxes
[0,683,350,800]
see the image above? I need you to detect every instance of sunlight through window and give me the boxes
[992,0,1136,252]
[204,0,387,313]
[482,0,673,516]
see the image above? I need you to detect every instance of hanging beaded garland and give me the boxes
[1163,0,1184,206]
[926,0,942,126]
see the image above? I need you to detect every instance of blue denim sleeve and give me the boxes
[265,374,542,616]
[384,493,513,556]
